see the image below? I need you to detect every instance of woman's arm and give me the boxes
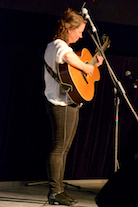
[62,51,103,76]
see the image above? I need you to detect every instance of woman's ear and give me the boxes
[68,28,71,34]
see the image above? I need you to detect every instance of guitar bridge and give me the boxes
[81,71,88,84]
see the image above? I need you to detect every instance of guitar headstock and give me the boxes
[95,34,111,54]
[102,34,111,48]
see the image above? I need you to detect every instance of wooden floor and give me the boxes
[0,179,107,207]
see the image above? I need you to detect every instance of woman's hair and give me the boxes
[54,8,87,43]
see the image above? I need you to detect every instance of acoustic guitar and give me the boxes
[58,36,110,104]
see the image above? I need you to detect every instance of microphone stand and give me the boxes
[88,30,138,121]
[86,13,138,172]
[114,87,120,172]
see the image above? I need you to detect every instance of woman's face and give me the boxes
[67,22,86,44]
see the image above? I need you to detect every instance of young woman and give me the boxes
[44,8,103,206]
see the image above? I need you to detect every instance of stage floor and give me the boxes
[0,179,107,207]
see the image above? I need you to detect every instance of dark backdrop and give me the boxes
[0,1,138,181]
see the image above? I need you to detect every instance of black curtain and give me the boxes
[0,8,138,181]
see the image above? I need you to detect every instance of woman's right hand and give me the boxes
[83,64,94,76]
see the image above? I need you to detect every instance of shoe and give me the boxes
[63,191,78,203]
[48,191,76,206]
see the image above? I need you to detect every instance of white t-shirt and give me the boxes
[44,39,73,106]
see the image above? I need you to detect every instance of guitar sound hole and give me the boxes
[85,61,89,64]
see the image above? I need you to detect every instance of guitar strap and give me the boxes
[44,60,70,91]
[44,60,61,85]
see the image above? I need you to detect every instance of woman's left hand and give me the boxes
[96,55,104,67]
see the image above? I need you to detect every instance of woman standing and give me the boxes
[44,8,103,205]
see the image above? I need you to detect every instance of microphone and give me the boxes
[81,8,97,32]
[125,70,138,89]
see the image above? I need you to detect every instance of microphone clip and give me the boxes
[81,8,97,33]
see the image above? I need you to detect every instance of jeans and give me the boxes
[46,101,80,194]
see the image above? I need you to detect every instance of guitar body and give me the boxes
[58,48,100,104]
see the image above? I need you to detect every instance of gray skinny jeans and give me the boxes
[46,101,80,194]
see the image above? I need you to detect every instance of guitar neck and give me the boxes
[90,51,101,66]
[90,36,109,66]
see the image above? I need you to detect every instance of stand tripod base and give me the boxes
[24,180,81,190]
